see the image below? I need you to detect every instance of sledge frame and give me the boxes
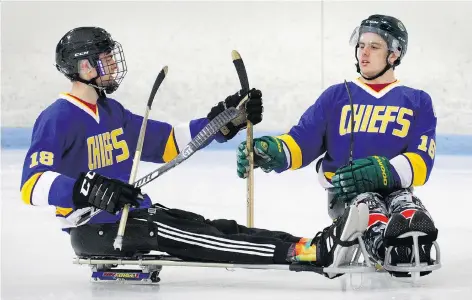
[73,236,381,284]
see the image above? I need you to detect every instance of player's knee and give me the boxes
[351,192,386,211]
[208,219,240,234]
[385,188,430,215]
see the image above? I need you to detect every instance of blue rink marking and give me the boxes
[2,127,472,155]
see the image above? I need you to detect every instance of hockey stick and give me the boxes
[114,66,169,250]
[343,79,355,167]
[132,107,239,188]
[75,107,239,227]
[328,80,356,211]
[231,50,254,228]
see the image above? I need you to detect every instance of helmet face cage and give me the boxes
[349,25,406,60]
[91,41,127,93]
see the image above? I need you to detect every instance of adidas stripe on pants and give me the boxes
[127,204,300,264]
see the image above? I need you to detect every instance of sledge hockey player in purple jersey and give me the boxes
[237,14,440,277]
[19,26,369,279]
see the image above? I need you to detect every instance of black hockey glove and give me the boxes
[72,171,143,214]
[207,88,263,141]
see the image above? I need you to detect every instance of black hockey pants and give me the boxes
[69,203,299,264]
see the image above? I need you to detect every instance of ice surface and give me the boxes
[2,150,472,300]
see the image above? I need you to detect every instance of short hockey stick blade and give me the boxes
[231,50,249,93]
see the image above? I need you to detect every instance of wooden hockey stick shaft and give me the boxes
[114,66,169,250]
[231,50,254,227]
[246,119,254,227]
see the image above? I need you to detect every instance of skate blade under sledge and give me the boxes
[85,261,163,284]
[383,231,441,281]
[91,267,162,284]
[73,251,378,284]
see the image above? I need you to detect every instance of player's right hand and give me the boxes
[72,171,143,214]
[331,156,399,203]
[236,136,287,178]
[208,88,263,141]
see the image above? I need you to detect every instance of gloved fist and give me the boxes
[207,88,263,141]
[331,156,400,203]
[72,171,143,214]
[237,136,287,178]
[244,89,263,125]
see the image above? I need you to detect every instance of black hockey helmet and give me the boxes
[55,27,127,94]
[349,14,408,80]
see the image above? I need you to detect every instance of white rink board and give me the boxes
[2,1,472,134]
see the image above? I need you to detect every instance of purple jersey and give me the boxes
[20,93,225,229]
[273,79,437,189]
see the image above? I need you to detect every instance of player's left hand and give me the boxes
[331,156,400,203]
[207,88,263,141]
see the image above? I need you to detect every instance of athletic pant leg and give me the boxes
[129,205,295,264]
[206,219,301,243]
[149,203,301,242]
[69,218,158,257]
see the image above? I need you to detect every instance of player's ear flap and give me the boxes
[78,59,94,78]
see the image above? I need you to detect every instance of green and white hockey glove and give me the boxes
[331,156,401,203]
[237,136,287,178]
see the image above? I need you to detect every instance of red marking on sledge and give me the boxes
[368,213,389,228]
[400,209,417,219]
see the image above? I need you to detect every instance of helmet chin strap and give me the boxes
[73,75,107,99]
[80,75,118,95]
[355,45,396,81]
[356,63,392,81]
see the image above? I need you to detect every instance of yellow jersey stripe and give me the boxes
[403,152,427,186]
[56,207,73,217]
[60,93,100,123]
[355,78,399,93]
[324,172,335,180]
[20,172,44,205]
[162,128,179,163]
[276,134,302,170]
